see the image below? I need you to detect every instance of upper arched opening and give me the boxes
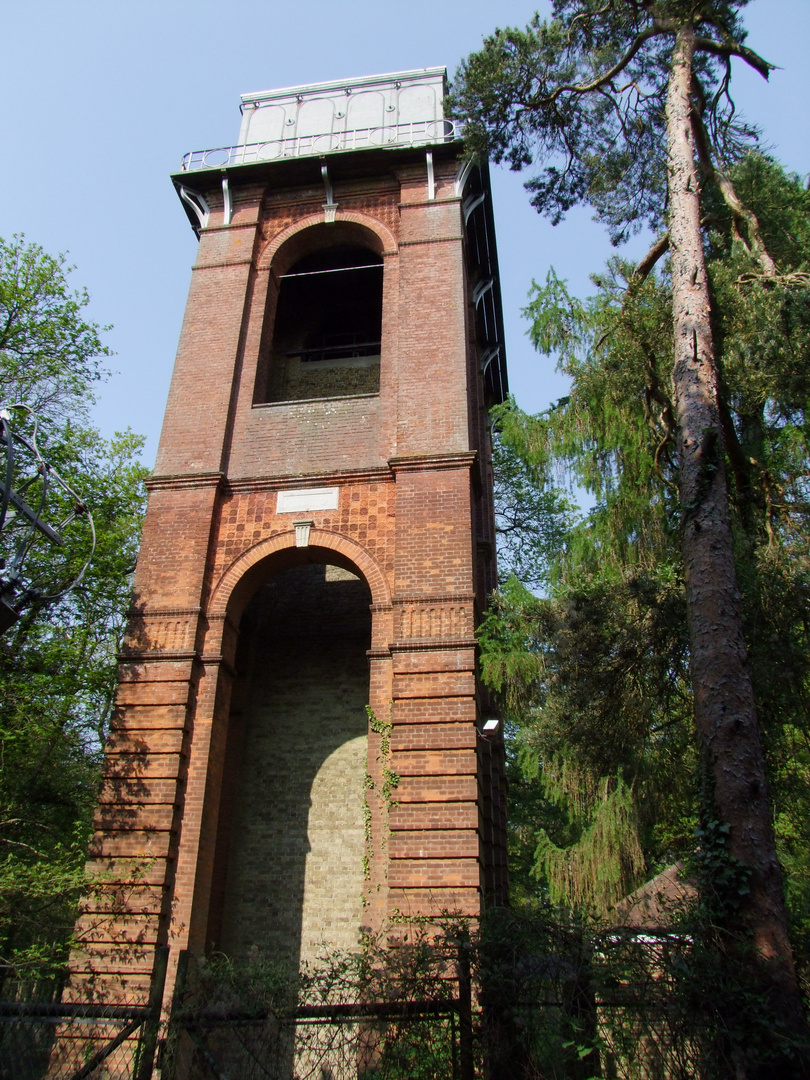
[256,223,385,404]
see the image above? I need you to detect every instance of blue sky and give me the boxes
[2,0,808,463]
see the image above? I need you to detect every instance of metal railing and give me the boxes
[162,947,475,1080]
[180,118,460,172]
[0,947,168,1080]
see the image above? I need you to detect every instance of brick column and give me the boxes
[386,454,483,919]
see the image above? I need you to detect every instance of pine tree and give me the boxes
[452,4,810,1067]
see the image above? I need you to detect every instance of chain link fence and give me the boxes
[161,942,475,1080]
[0,948,166,1080]
[0,920,797,1078]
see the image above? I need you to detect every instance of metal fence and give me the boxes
[0,949,166,1080]
[0,929,776,1079]
[161,947,475,1080]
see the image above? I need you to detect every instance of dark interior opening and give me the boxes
[207,563,371,967]
[259,244,383,403]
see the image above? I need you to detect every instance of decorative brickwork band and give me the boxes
[394,594,475,642]
[208,526,392,619]
[260,210,398,270]
[122,607,202,656]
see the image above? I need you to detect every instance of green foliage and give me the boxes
[479,902,809,1079]
[363,705,398,895]
[480,159,810,950]
[366,705,399,803]
[690,817,752,924]
[163,906,809,1079]
[166,926,464,1080]
[480,564,695,911]
[450,1,764,241]
[0,427,147,982]
[0,236,147,982]
[493,434,579,590]
[480,904,602,1079]
[0,235,111,420]
[536,774,646,911]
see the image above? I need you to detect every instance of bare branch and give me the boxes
[545,27,661,103]
[0,837,44,856]
[633,232,670,282]
[566,2,613,43]
[737,270,810,288]
[693,36,774,81]
[691,109,778,277]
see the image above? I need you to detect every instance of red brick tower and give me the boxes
[74,68,508,1004]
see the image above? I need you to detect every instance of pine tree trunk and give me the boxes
[666,23,808,1073]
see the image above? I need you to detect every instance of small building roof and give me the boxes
[613,863,697,930]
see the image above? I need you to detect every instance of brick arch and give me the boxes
[259,211,397,274]
[208,527,391,623]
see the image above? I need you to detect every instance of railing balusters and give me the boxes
[179,120,462,171]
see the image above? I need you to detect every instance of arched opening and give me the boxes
[207,561,371,966]
[259,242,383,403]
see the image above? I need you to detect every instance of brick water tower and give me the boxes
[74,68,508,1003]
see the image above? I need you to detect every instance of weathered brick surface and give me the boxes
[96,778,180,805]
[80,885,164,917]
[209,478,396,586]
[391,648,476,674]
[395,776,479,803]
[115,682,191,707]
[387,887,481,918]
[389,803,479,831]
[74,913,161,946]
[93,801,175,833]
[388,859,480,889]
[391,723,476,751]
[109,705,188,730]
[87,830,174,860]
[393,671,476,698]
[155,259,254,477]
[68,942,156,974]
[71,143,508,1005]
[105,729,185,756]
[392,461,475,597]
[391,697,477,725]
[233,398,386,477]
[84,857,170,887]
[102,752,185,781]
[117,660,194,684]
[389,830,479,860]
[392,749,478,777]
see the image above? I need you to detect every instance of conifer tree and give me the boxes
[452,2,810,1068]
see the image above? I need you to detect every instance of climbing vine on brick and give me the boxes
[362,704,399,895]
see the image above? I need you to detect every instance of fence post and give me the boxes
[160,949,191,1080]
[456,936,475,1080]
[134,945,169,1080]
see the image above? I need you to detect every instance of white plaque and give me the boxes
[277,487,339,514]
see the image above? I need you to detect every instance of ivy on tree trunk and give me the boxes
[451,2,810,1071]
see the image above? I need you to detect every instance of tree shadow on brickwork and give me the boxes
[61,594,170,1002]
[208,563,372,979]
